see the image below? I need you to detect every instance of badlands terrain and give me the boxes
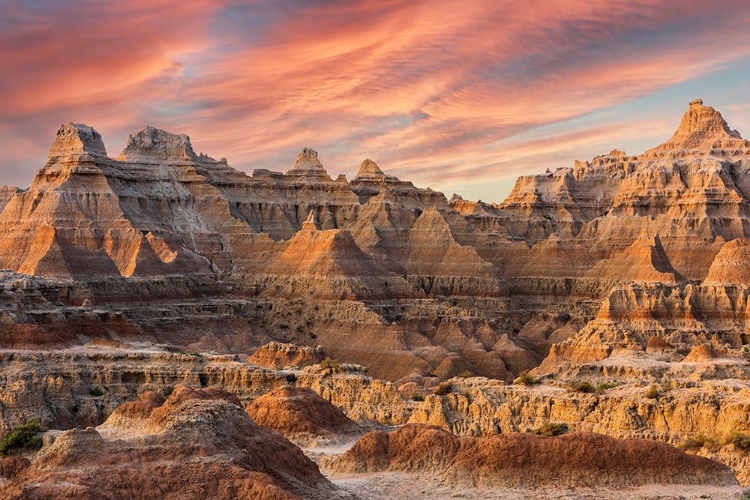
[0,99,750,498]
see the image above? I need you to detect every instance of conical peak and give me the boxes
[48,122,107,160]
[287,147,327,175]
[644,100,747,156]
[356,159,385,179]
[672,99,741,143]
[118,126,198,162]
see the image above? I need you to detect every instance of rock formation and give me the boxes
[4,99,750,496]
[329,424,737,488]
[3,386,352,499]
[0,99,749,387]
[245,386,360,443]
[247,341,326,369]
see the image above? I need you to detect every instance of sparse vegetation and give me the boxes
[89,386,104,397]
[680,433,719,452]
[411,393,425,402]
[646,384,660,399]
[457,371,473,378]
[531,422,568,437]
[728,431,750,453]
[0,420,46,456]
[190,351,203,359]
[320,357,341,373]
[515,370,538,386]
[568,380,595,394]
[596,382,617,393]
[434,382,452,396]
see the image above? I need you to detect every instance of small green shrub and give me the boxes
[0,420,46,456]
[89,387,104,397]
[515,371,538,386]
[646,385,660,399]
[728,431,750,453]
[411,393,425,402]
[434,382,452,396]
[320,357,341,373]
[531,422,568,437]
[190,352,203,359]
[569,381,595,394]
[680,433,719,452]
[596,382,617,393]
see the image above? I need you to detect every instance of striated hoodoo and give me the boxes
[286,147,330,177]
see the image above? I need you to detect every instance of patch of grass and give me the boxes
[0,420,46,456]
[434,382,452,396]
[515,371,538,386]
[531,422,568,437]
[646,385,660,399]
[89,386,104,397]
[596,382,617,393]
[190,352,203,359]
[728,431,750,453]
[411,393,425,402]
[568,381,596,394]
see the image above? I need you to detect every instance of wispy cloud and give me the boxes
[1,0,749,201]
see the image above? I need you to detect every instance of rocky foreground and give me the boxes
[0,100,750,496]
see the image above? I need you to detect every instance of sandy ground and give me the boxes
[330,472,746,500]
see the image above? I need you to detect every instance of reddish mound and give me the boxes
[3,386,351,499]
[682,343,718,362]
[248,342,325,369]
[331,424,737,488]
[246,386,358,441]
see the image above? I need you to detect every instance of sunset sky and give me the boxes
[2,1,750,202]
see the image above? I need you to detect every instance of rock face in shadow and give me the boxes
[3,386,352,500]
[329,424,738,489]
[0,100,750,382]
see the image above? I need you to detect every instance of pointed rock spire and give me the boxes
[302,210,319,231]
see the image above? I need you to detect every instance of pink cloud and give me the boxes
[1,0,749,201]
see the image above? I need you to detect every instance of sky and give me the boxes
[1,1,750,203]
